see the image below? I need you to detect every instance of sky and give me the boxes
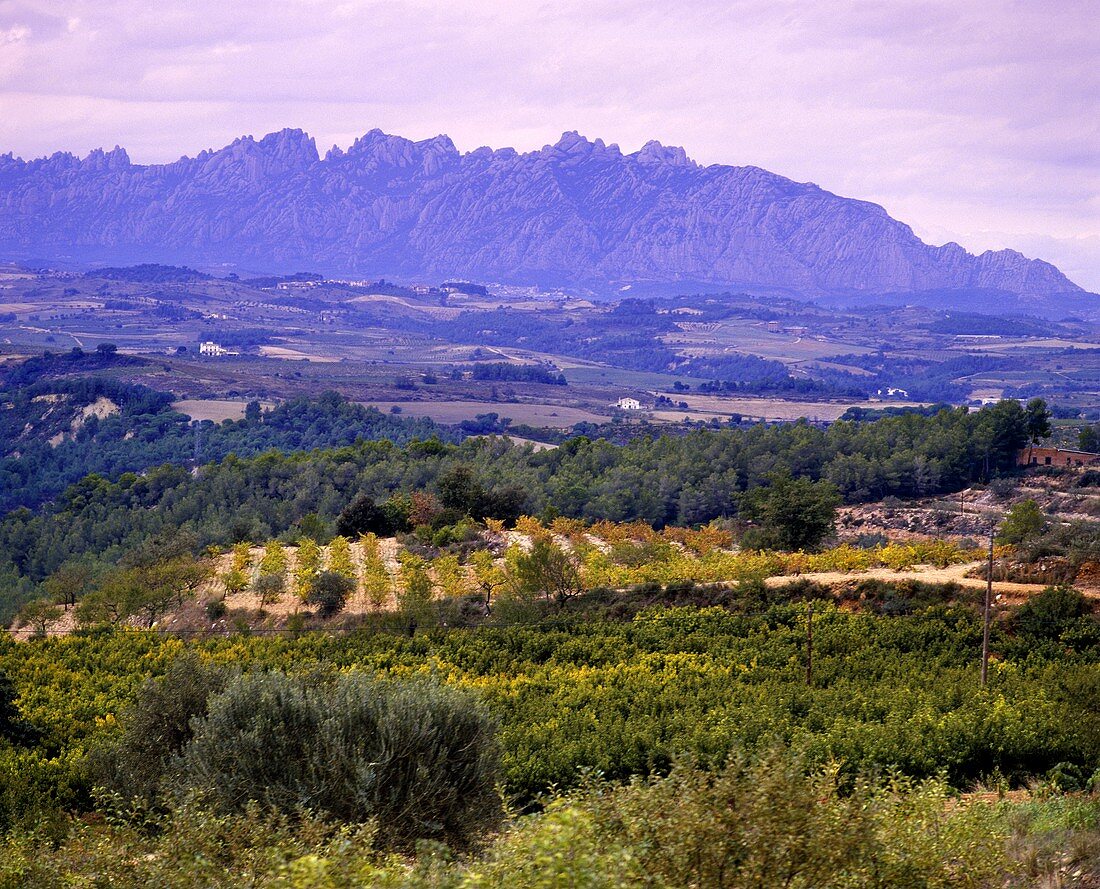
[1,0,1098,289]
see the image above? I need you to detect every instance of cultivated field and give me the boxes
[362,399,608,426]
[651,393,930,422]
[173,399,276,422]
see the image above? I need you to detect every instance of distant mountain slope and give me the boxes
[0,128,1083,297]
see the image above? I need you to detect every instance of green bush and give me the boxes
[998,499,1046,544]
[1013,585,1090,640]
[176,672,501,848]
[86,652,230,808]
[449,753,1017,889]
[306,571,355,616]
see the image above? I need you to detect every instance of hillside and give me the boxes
[0,129,1083,297]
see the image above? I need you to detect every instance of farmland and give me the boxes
[4,264,1100,428]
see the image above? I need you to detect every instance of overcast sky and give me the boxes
[2,0,1097,288]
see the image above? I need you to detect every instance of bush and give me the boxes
[305,570,355,616]
[998,499,1046,544]
[175,672,501,848]
[1013,585,1090,640]
[571,753,1010,889]
[86,653,230,808]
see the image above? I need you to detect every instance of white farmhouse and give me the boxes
[616,397,643,411]
[199,341,228,357]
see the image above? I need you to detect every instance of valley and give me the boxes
[4,263,1099,435]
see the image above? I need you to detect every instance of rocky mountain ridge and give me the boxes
[0,127,1083,297]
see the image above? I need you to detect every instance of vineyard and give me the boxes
[1,592,1100,885]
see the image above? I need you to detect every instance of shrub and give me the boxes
[998,499,1046,545]
[0,670,39,746]
[1013,585,1090,640]
[577,753,1010,889]
[175,672,501,848]
[86,653,230,808]
[305,570,354,616]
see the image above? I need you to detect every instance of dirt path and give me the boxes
[764,560,1081,604]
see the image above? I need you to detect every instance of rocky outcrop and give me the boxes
[0,128,1083,296]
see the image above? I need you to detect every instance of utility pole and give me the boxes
[806,602,814,687]
[981,522,994,688]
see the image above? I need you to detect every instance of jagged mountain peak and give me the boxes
[0,126,1084,297]
[635,140,695,168]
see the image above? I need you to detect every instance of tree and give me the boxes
[511,538,583,608]
[258,540,287,579]
[432,554,469,599]
[1080,424,1100,453]
[438,464,483,515]
[80,558,208,629]
[977,399,1030,478]
[336,493,392,538]
[739,474,840,551]
[327,535,355,580]
[360,533,392,609]
[397,552,434,628]
[77,569,143,626]
[1025,397,1053,445]
[230,542,252,576]
[39,558,95,609]
[253,573,284,611]
[295,538,322,600]
[470,549,506,612]
[244,400,262,423]
[306,570,354,617]
[17,599,62,637]
[997,499,1046,544]
[221,568,248,599]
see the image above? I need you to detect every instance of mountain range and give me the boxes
[0,127,1084,297]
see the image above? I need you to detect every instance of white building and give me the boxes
[199,341,228,357]
[616,397,644,411]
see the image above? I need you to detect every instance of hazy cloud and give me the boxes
[0,0,1096,287]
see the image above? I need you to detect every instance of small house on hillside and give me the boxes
[616,397,643,411]
[1019,446,1100,467]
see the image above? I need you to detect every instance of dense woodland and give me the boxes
[0,379,452,513]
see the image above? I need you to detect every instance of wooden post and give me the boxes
[981,523,994,687]
[806,602,814,687]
